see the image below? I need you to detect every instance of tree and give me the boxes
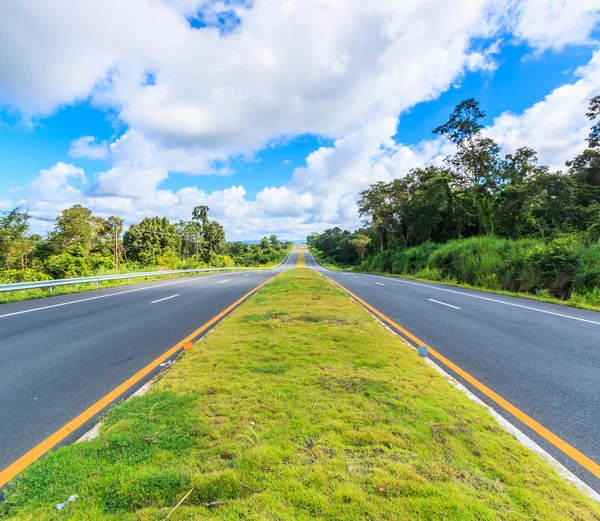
[566,149,600,186]
[358,182,391,250]
[493,148,542,238]
[49,204,94,253]
[352,235,371,263]
[530,172,575,238]
[269,235,281,249]
[123,217,181,264]
[0,208,32,270]
[434,98,503,235]
[203,221,226,259]
[586,94,600,149]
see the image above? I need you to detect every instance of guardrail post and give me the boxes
[49,287,53,293]
[128,278,131,284]
[168,274,171,279]
[96,281,99,288]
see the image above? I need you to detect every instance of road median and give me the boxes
[2,270,598,520]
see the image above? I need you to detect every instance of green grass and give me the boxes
[2,270,598,520]
[0,255,290,306]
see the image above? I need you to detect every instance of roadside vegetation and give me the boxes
[308,96,600,309]
[2,270,598,520]
[0,204,291,303]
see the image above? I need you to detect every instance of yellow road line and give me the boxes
[296,245,306,268]
[0,275,278,488]
[325,275,600,479]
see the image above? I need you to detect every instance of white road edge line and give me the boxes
[365,274,600,326]
[428,298,461,310]
[375,282,386,286]
[218,280,230,284]
[150,294,180,304]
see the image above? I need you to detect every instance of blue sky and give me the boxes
[1,1,599,239]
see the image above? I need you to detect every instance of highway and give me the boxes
[0,250,298,482]
[302,247,600,492]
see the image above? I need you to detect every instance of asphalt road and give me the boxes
[0,250,298,477]
[302,247,600,492]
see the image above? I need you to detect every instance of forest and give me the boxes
[0,204,290,283]
[308,96,600,307]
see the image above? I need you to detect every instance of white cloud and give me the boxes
[29,162,85,203]
[511,0,600,51]
[487,49,600,170]
[2,0,600,238]
[69,136,110,160]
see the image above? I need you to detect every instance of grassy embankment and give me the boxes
[310,236,600,312]
[2,270,598,520]
[0,251,292,306]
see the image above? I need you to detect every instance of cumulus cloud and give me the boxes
[487,50,600,170]
[69,136,110,160]
[511,0,600,51]
[2,0,600,237]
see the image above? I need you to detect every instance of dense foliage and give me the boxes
[0,205,290,283]
[308,96,600,306]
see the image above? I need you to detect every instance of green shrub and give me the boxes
[87,254,115,272]
[0,269,52,284]
[358,233,600,304]
[44,254,90,279]
[156,251,179,270]
[390,241,440,274]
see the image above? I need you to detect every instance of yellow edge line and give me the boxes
[0,274,279,488]
[324,275,600,479]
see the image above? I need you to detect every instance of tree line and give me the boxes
[308,96,600,305]
[0,205,291,283]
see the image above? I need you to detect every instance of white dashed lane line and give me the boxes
[428,298,461,310]
[150,294,180,304]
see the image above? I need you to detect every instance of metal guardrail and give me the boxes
[0,248,296,293]
[0,266,267,293]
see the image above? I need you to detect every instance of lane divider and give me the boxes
[324,274,600,479]
[428,298,461,310]
[0,274,279,488]
[150,294,180,304]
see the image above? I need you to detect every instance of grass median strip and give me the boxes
[2,270,598,520]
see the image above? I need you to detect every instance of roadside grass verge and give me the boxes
[0,252,291,306]
[2,270,598,520]
[310,248,600,313]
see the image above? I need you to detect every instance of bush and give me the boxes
[208,253,236,268]
[0,269,52,284]
[358,233,600,303]
[87,254,115,273]
[44,254,91,279]
[157,251,179,270]
[390,241,440,274]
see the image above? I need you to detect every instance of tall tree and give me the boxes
[50,204,95,253]
[358,182,391,250]
[123,216,181,263]
[203,221,226,259]
[0,208,31,270]
[586,94,600,149]
[434,98,503,235]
